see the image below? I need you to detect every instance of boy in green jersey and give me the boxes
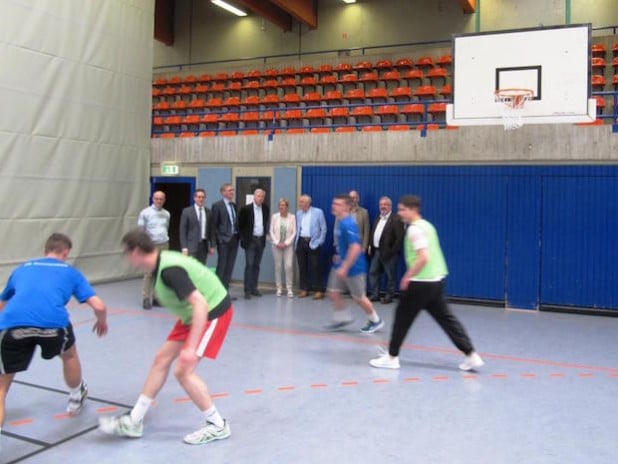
[370,196,483,371]
[99,229,233,445]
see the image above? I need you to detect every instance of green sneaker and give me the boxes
[183,420,231,445]
[99,413,144,438]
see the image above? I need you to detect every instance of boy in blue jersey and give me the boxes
[0,233,108,434]
[326,194,384,334]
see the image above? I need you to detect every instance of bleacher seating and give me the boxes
[152,44,616,138]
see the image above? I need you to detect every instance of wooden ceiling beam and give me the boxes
[236,0,293,32]
[269,0,317,29]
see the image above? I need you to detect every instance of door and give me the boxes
[151,177,195,251]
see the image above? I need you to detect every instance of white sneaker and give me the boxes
[459,352,484,371]
[99,413,143,438]
[287,290,294,298]
[183,420,231,445]
[369,353,400,369]
[67,381,88,415]
[276,289,282,297]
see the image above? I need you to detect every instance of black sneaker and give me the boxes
[142,299,152,310]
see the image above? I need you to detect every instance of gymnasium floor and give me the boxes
[2,279,618,464]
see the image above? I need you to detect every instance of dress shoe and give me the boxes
[142,299,152,310]
[313,291,324,300]
[251,290,262,297]
[298,290,309,298]
[369,295,380,302]
[244,293,252,300]
[381,296,393,304]
[152,298,161,307]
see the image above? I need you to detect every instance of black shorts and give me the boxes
[0,324,76,374]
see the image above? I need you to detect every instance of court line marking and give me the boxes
[13,380,133,409]
[0,429,51,446]
[84,306,618,373]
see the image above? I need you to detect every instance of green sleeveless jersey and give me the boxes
[154,250,229,324]
[404,218,448,281]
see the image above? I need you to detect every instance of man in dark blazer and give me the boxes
[368,196,405,304]
[179,188,215,265]
[237,188,270,299]
[211,183,239,290]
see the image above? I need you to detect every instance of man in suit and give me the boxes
[238,188,270,299]
[334,190,370,254]
[368,196,405,304]
[295,194,327,300]
[179,189,215,265]
[210,183,239,291]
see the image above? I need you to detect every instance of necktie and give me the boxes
[228,203,236,233]
[198,207,204,239]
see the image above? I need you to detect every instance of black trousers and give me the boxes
[295,238,324,292]
[388,280,475,357]
[216,235,239,289]
[191,240,210,266]
[244,236,265,293]
[368,250,399,298]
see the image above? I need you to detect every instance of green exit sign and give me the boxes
[161,163,179,176]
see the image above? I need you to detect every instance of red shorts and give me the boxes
[167,306,233,359]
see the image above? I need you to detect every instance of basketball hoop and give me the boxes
[494,88,534,130]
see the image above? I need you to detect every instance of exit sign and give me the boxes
[161,162,179,176]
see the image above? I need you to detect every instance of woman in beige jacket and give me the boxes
[269,198,297,297]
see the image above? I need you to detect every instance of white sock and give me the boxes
[68,379,85,399]
[368,311,380,323]
[130,394,153,423]
[202,405,224,427]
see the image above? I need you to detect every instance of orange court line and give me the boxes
[54,412,73,420]
[174,397,192,403]
[277,386,296,391]
[212,393,230,399]
[462,374,478,380]
[245,389,263,395]
[491,374,508,379]
[97,308,618,374]
[310,383,328,388]
[432,376,449,381]
[520,373,537,378]
[9,418,33,426]
[549,373,566,378]
[341,381,359,386]
[404,377,421,382]
[372,379,391,384]
[578,373,594,378]
[96,406,118,413]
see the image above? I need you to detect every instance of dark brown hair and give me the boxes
[121,228,155,253]
[44,233,72,254]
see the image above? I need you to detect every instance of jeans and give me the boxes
[244,236,265,293]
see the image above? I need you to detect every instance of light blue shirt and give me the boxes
[253,203,264,236]
[295,207,327,250]
[138,205,170,244]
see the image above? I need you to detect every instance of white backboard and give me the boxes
[446,24,596,126]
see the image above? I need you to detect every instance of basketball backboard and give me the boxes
[446,24,596,127]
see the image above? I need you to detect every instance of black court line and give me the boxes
[1,429,51,447]
[14,380,133,409]
[5,424,99,464]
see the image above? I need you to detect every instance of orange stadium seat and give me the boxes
[213,73,228,83]
[351,106,373,123]
[323,90,343,105]
[264,68,279,79]
[416,123,439,131]
[177,85,192,96]
[160,132,176,138]
[153,101,171,112]
[198,74,211,84]
[261,79,279,95]
[194,83,208,95]
[402,69,424,87]
[201,114,219,128]
[335,63,352,77]
[613,74,618,89]
[335,126,355,133]
[189,98,206,110]
[260,110,277,123]
[286,128,306,134]
[281,109,303,127]
[222,97,241,109]
[592,43,606,56]
[219,130,237,136]
[361,125,382,132]
[394,58,413,71]
[390,87,412,101]
[152,87,161,97]
[375,105,399,122]
[382,70,402,91]
[300,76,317,93]
[206,97,223,109]
[242,129,260,136]
[220,112,240,127]
[305,108,326,125]
[436,55,452,67]
[171,100,187,111]
[319,74,337,92]
[199,131,216,137]
[592,74,606,89]
[375,59,392,73]
[414,85,437,99]
[299,65,315,76]
[359,71,379,91]
[279,77,299,94]
[401,104,425,121]
[593,95,605,114]
[440,84,452,98]
[245,69,261,81]
[613,57,618,71]
[354,61,372,75]
[367,88,388,103]
[328,106,349,124]
[164,115,182,126]
[228,71,244,83]
[179,132,195,138]
[154,77,167,86]
[153,116,165,126]
[279,67,296,78]
[183,114,200,125]
[310,127,330,134]
[388,124,410,131]
[344,88,365,104]
[241,95,260,109]
[426,67,448,85]
[318,64,333,76]
[339,73,358,92]
[226,81,242,96]
[416,56,434,68]
[260,94,279,108]
[241,111,260,127]
[592,57,606,69]
[282,93,301,107]
[168,76,181,85]
[428,102,447,121]
[302,92,321,105]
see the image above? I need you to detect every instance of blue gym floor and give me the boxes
[3,279,618,464]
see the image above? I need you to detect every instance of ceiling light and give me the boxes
[211,0,247,17]
[342,0,357,3]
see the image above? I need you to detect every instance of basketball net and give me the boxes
[494,89,533,130]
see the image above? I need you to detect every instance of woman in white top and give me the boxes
[269,198,297,297]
